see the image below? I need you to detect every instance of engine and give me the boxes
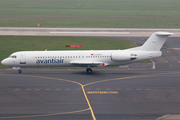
[111,52,136,61]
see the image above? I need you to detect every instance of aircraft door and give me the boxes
[20,53,26,64]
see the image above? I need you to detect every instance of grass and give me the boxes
[0,0,180,28]
[0,36,150,68]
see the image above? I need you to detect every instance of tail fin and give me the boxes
[140,32,173,51]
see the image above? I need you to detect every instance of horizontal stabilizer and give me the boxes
[155,32,173,36]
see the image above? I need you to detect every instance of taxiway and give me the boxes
[0,27,180,37]
[1,31,180,120]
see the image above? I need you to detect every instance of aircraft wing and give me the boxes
[70,61,104,67]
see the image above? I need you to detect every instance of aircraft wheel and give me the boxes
[18,69,22,74]
[86,68,92,74]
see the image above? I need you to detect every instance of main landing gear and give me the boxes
[18,69,22,74]
[86,68,92,74]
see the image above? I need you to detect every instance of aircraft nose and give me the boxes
[1,59,7,66]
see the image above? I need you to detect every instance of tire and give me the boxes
[18,70,22,74]
[86,68,92,74]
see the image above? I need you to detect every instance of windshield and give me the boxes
[8,55,17,58]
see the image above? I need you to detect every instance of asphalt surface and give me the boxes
[1,36,180,120]
[1,68,180,120]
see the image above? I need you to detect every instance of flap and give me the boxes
[70,61,102,65]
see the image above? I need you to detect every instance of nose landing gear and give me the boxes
[18,69,22,74]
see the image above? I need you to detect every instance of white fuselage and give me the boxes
[1,50,161,68]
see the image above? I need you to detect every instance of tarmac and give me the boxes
[1,68,180,120]
[1,32,180,120]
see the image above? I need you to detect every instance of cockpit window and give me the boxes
[8,55,17,58]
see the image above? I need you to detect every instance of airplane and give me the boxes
[1,31,173,74]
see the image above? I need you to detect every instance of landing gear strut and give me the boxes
[18,69,22,74]
[86,68,92,74]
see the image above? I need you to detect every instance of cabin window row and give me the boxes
[34,56,110,59]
